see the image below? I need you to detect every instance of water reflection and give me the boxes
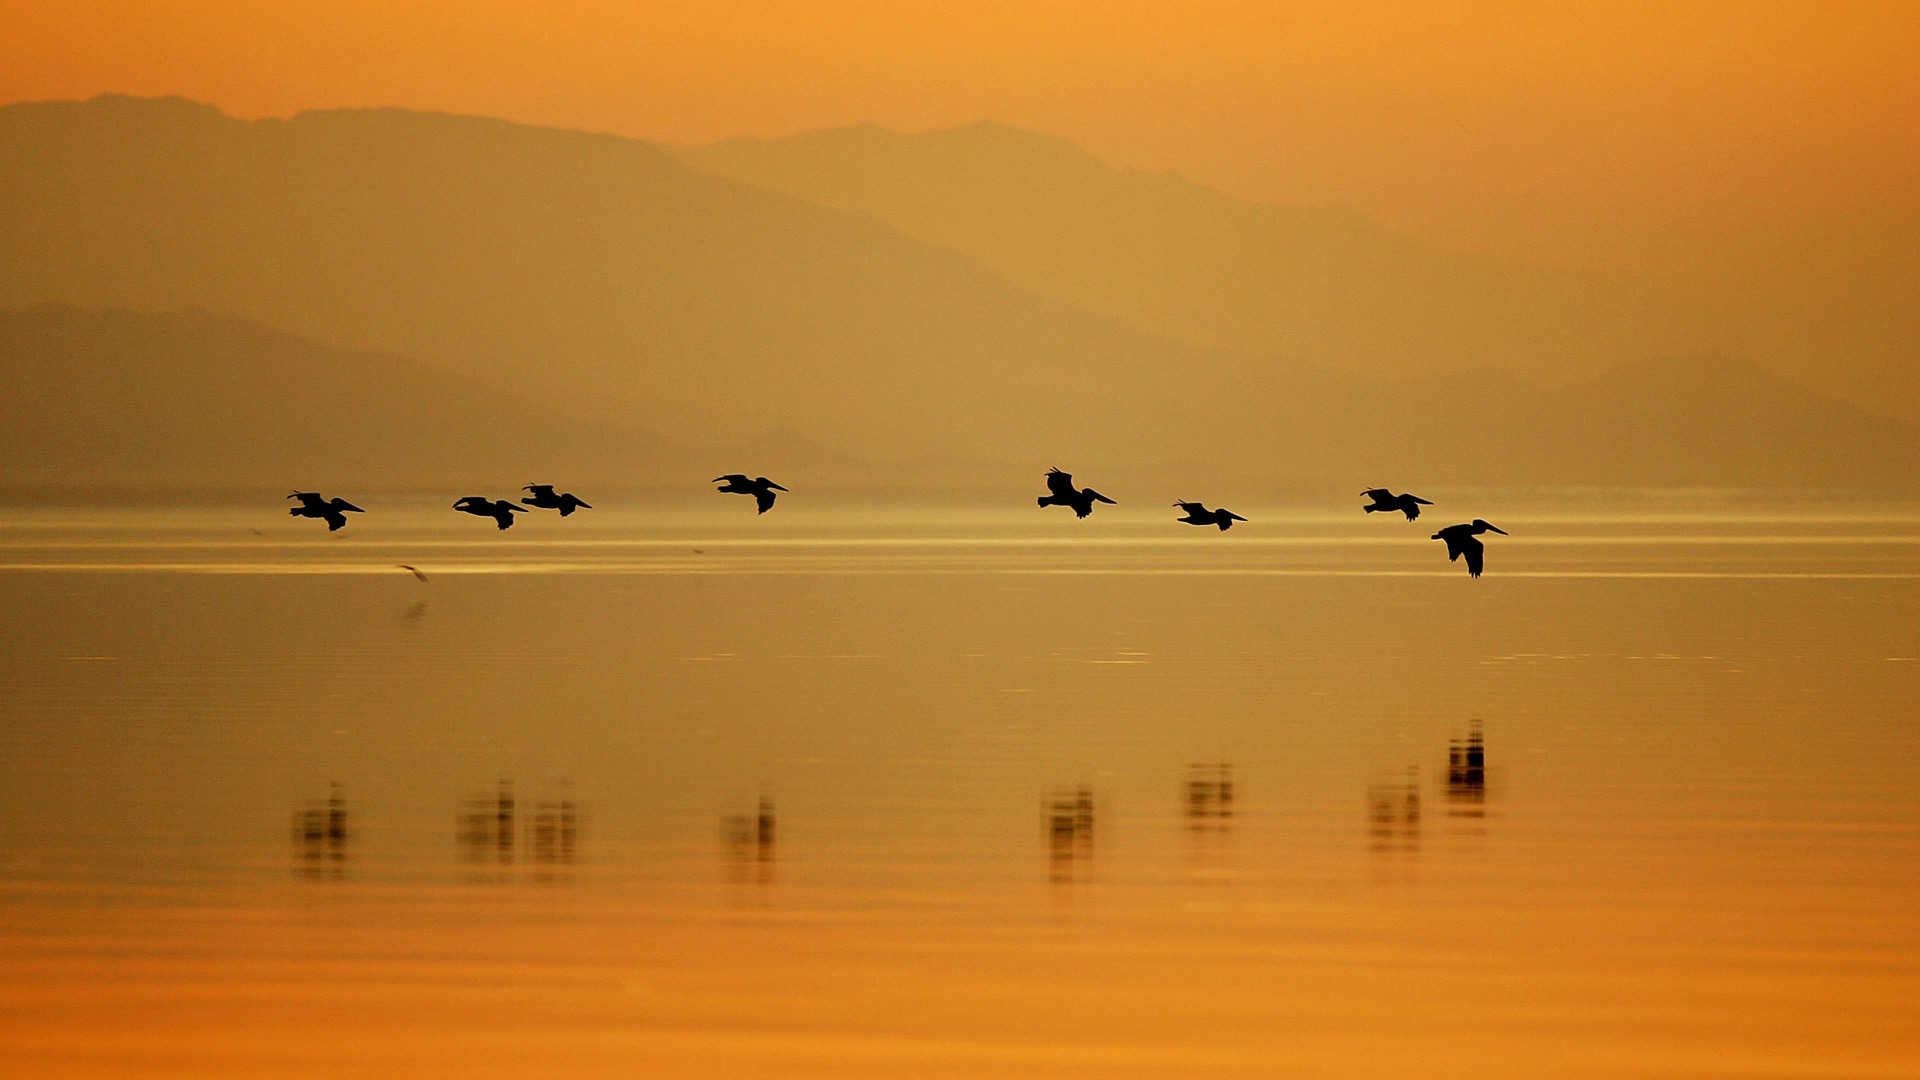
[1183,763,1234,878]
[528,793,579,882]
[1447,720,1488,820]
[723,797,776,884]
[1368,768,1421,857]
[458,780,518,870]
[1043,786,1096,884]
[292,782,348,878]
[1184,763,1234,829]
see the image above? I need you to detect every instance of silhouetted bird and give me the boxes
[1431,519,1508,577]
[1038,468,1116,519]
[452,496,526,530]
[521,484,591,516]
[287,491,363,532]
[713,474,787,514]
[1174,501,1246,530]
[1361,488,1433,521]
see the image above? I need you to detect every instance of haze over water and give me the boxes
[1,501,1915,1077]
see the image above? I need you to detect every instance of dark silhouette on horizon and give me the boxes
[452,495,526,530]
[1174,501,1246,530]
[521,484,591,516]
[287,491,363,531]
[714,474,787,514]
[1361,488,1433,521]
[1038,468,1116,519]
[1431,519,1508,577]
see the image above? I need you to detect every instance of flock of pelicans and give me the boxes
[288,469,1511,577]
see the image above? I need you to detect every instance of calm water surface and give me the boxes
[1,501,1915,1077]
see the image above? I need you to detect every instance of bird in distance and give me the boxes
[287,492,363,532]
[1174,502,1247,531]
[1431,520,1508,578]
[714,475,787,514]
[1038,468,1116,519]
[1361,489,1434,521]
[522,485,592,516]
[452,496,527,530]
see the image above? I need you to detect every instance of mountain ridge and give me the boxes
[2,302,1909,494]
[0,96,1911,493]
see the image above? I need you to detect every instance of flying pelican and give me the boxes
[714,475,787,514]
[1174,501,1246,531]
[287,492,363,532]
[1038,468,1116,519]
[522,484,592,516]
[1361,489,1433,521]
[1430,520,1508,578]
[452,496,526,530]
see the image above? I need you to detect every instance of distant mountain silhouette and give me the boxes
[0,95,1180,461]
[2,304,1908,493]
[0,98,1910,492]
[1210,354,1918,490]
[0,304,670,489]
[671,121,1724,384]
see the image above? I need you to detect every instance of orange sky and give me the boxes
[4,1,1917,302]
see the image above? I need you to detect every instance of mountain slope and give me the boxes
[0,304,669,489]
[0,95,1194,461]
[671,121,1723,383]
[3,304,1908,494]
[0,98,1909,492]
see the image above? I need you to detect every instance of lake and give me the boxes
[1,496,1915,1077]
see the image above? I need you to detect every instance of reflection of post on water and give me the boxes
[723,797,776,884]
[1446,720,1488,818]
[292,782,349,877]
[1043,785,1095,884]
[458,780,517,865]
[1367,767,1421,855]
[528,794,579,871]
[459,781,580,879]
[1184,763,1234,829]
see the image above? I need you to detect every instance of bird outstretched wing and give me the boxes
[1360,488,1390,501]
[288,492,325,511]
[1174,501,1206,514]
[754,489,778,514]
[1045,469,1076,498]
[714,474,750,488]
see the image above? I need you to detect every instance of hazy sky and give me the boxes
[5,1,1916,338]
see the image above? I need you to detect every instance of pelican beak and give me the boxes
[1487,524,1508,535]
[770,483,788,491]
